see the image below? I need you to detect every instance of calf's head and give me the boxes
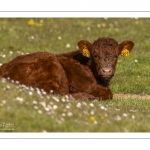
[77,37,134,87]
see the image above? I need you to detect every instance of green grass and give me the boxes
[0,18,150,132]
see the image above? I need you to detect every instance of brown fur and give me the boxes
[0,37,134,100]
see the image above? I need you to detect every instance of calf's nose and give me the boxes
[100,67,113,76]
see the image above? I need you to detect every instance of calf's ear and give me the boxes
[78,40,92,58]
[119,41,134,57]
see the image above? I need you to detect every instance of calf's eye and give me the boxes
[93,55,99,59]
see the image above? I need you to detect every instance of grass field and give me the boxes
[0,18,150,132]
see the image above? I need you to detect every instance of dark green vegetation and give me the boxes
[0,18,150,132]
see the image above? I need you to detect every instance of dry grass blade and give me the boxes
[114,94,150,100]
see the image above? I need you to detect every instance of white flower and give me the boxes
[94,120,98,124]
[97,24,101,28]
[105,113,108,117]
[31,36,34,39]
[39,102,46,108]
[90,110,94,115]
[66,43,71,48]
[2,55,6,58]
[123,113,128,117]
[89,103,94,107]
[9,51,13,54]
[44,107,50,111]
[32,101,38,104]
[67,112,73,117]
[30,87,34,91]
[40,89,46,95]
[1,78,6,83]
[132,115,135,119]
[53,105,58,110]
[109,23,114,27]
[29,91,33,95]
[100,105,107,110]
[47,96,50,99]
[65,95,69,100]
[7,77,10,80]
[58,36,62,40]
[61,98,66,102]
[116,115,121,121]
[11,80,14,83]
[114,108,120,111]
[34,106,38,109]
[24,86,29,90]
[101,23,106,27]
[36,89,42,95]
[15,81,20,84]
[87,27,91,31]
[16,97,24,103]
[6,85,10,89]
[129,110,137,112]
[2,100,6,104]
[62,113,66,117]
[52,96,59,102]
[82,102,87,106]
[40,19,44,23]
[38,110,42,114]
[66,105,70,109]
[134,60,138,63]
[50,90,53,93]
[49,102,54,105]
[76,102,82,108]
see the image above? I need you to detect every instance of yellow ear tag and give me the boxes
[82,47,90,58]
[121,48,129,57]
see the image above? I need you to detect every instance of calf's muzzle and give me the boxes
[99,67,114,77]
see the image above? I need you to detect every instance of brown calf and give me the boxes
[0,37,134,100]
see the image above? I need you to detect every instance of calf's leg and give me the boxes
[70,87,113,101]
[70,92,97,100]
